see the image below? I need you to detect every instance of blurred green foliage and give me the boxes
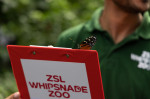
[0,72,17,98]
[0,0,104,98]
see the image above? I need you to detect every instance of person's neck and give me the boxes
[100,2,143,44]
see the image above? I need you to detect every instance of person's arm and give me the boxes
[5,92,21,99]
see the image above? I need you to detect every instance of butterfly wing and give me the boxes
[79,36,96,50]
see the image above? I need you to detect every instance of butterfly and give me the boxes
[79,36,96,50]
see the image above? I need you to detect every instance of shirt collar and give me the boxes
[84,8,104,32]
[85,8,150,39]
[135,11,150,39]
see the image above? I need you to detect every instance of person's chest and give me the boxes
[92,33,150,98]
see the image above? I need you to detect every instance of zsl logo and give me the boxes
[131,51,150,71]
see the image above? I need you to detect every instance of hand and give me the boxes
[5,92,21,99]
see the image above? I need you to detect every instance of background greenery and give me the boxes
[0,0,104,98]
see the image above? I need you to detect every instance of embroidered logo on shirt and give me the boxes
[131,51,150,70]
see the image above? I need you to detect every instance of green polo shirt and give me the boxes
[55,8,150,99]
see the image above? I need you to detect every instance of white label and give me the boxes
[21,59,91,99]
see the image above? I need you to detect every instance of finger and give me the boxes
[5,92,20,99]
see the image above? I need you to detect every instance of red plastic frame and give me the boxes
[7,45,105,99]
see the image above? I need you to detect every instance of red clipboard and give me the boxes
[7,45,105,99]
